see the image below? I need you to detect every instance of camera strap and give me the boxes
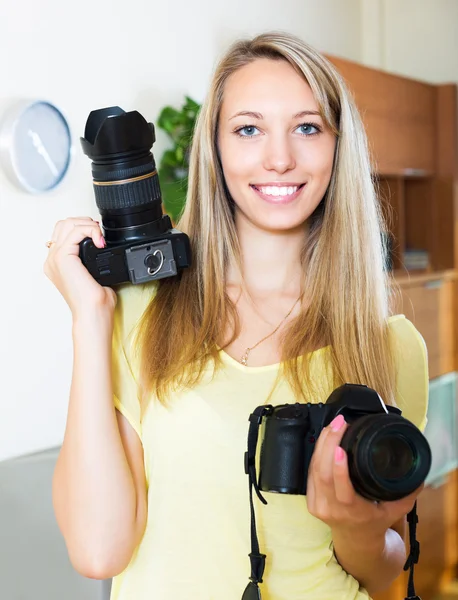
[242,406,422,600]
[403,501,421,600]
[242,405,273,600]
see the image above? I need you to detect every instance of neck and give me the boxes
[227,211,306,298]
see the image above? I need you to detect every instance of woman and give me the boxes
[44,31,428,600]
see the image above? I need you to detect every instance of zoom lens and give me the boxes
[80,107,169,245]
[370,435,416,480]
[340,414,431,502]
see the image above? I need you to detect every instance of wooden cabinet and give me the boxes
[414,471,458,599]
[326,55,436,175]
[392,272,456,379]
[324,54,458,600]
[434,84,458,272]
[324,59,458,278]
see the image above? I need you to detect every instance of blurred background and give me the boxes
[1,0,458,598]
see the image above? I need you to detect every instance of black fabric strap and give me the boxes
[241,406,273,600]
[403,501,421,600]
[241,406,422,600]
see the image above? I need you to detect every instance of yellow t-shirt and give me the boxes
[110,282,429,600]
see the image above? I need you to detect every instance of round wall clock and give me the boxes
[0,100,72,194]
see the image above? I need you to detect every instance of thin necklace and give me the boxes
[240,295,302,366]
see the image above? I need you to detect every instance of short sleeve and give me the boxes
[112,282,157,440]
[388,314,429,432]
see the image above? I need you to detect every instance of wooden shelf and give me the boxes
[377,170,455,273]
[376,169,434,178]
[392,269,458,286]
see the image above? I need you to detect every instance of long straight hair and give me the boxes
[134,31,396,409]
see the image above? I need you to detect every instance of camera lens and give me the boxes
[370,435,416,480]
[341,414,431,502]
[80,107,170,245]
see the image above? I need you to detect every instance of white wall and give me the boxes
[361,0,458,83]
[384,0,458,83]
[0,0,362,461]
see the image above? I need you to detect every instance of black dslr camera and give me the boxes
[241,384,432,600]
[78,107,192,287]
[251,383,431,503]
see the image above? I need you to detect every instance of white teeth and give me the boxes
[256,185,299,196]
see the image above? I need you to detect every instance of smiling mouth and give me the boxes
[249,183,306,204]
[250,183,306,197]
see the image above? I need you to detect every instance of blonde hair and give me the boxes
[134,31,396,409]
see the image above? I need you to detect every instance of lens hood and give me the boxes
[80,106,155,161]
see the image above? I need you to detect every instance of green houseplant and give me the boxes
[157,96,201,223]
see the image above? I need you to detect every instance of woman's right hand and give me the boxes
[43,217,117,318]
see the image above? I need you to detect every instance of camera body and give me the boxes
[78,106,192,286]
[79,218,191,287]
[256,383,431,502]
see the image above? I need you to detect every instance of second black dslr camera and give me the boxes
[79,107,192,287]
[241,384,432,600]
[247,383,431,504]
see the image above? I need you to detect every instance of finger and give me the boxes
[59,217,97,223]
[309,425,331,482]
[50,218,99,246]
[333,447,356,505]
[317,416,348,487]
[311,423,331,460]
[57,224,105,256]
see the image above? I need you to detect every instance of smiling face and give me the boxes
[217,58,337,233]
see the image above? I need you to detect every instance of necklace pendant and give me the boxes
[240,348,250,366]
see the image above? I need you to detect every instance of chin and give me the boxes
[234,201,312,233]
[254,216,308,233]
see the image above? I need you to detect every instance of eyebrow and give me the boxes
[229,110,321,121]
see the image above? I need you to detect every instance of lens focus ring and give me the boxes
[93,173,161,210]
[93,163,154,182]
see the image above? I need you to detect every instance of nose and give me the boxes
[262,133,297,174]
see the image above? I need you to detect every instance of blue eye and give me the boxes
[235,125,259,137]
[233,122,322,138]
[297,123,320,135]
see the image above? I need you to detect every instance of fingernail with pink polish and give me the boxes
[335,447,345,463]
[330,414,345,432]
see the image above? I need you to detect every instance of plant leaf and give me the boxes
[157,96,202,220]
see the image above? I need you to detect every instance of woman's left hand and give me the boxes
[306,414,423,540]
